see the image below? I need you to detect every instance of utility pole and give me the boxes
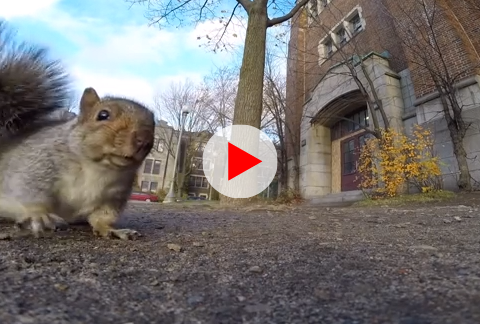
[161,126,175,190]
[163,108,190,203]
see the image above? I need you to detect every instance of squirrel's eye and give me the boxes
[96,110,110,121]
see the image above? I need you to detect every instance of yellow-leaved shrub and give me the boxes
[357,125,442,198]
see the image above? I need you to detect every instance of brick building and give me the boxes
[285,0,480,199]
[185,135,211,199]
[137,120,175,194]
[136,121,212,199]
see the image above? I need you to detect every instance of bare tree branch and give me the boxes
[267,0,309,27]
[236,0,252,11]
[214,3,241,51]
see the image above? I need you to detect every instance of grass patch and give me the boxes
[354,190,456,207]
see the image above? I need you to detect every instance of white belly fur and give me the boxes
[55,162,128,223]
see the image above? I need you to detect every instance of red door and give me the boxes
[340,132,369,191]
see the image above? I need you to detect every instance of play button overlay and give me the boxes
[203,125,278,199]
[228,142,262,180]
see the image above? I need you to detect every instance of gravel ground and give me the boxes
[1,194,480,324]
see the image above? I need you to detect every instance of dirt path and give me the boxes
[1,196,479,324]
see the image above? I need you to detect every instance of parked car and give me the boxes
[130,192,159,202]
[187,196,207,201]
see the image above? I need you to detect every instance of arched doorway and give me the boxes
[310,90,371,193]
[331,108,370,191]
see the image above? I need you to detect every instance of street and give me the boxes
[1,196,480,324]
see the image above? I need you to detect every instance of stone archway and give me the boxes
[311,90,370,194]
[298,53,406,199]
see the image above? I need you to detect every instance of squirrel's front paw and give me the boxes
[93,228,142,240]
[16,213,68,237]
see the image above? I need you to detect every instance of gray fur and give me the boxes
[0,20,74,135]
[0,21,155,239]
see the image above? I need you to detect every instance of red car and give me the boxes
[130,192,159,202]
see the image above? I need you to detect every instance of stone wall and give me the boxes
[285,0,480,198]
[413,79,480,190]
[299,125,332,198]
[297,54,405,198]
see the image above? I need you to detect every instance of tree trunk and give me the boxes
[232,4,268,128]
[292,158,300,192]
[220,2,269,204]
[438,89,472,191]
[450,128,472,190]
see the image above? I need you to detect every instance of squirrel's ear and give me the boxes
[79,87,100,114]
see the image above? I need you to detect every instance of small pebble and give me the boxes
[167,243,182,252]
[187,295,204,305]
[248,266,263,273]
[54,283,69,291]
[193,242,204,247]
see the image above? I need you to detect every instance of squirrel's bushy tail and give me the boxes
[0,20,74,135]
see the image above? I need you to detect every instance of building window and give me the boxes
[343,139,356,175]
[157,140,165,153]
[358,134,372,149]
[325,39,333,56]
[143,159,153,174]
[307,0,318,24]
[196,142,206,152]
[351,13,362,33]
[337,28,347,46]
[189,175,209,188]
[331,108,369,140]
[349,109,369,132]
[144,159,162,174]
[140,181,149,192]
[149,181,158,193]
[152,160,161,175]
[192,157,211,172]
[192,157,204,171]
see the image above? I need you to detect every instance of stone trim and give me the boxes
[304,51,391,107]
[413,75,478,106]
[402,111,417,121]
[385,71,401,80]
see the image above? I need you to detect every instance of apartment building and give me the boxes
[136,121,213,199]
[136,120,176,193]
[187,141,211,199]
[286,0,480,199]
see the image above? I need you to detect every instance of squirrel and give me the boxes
[0,20,155,240]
